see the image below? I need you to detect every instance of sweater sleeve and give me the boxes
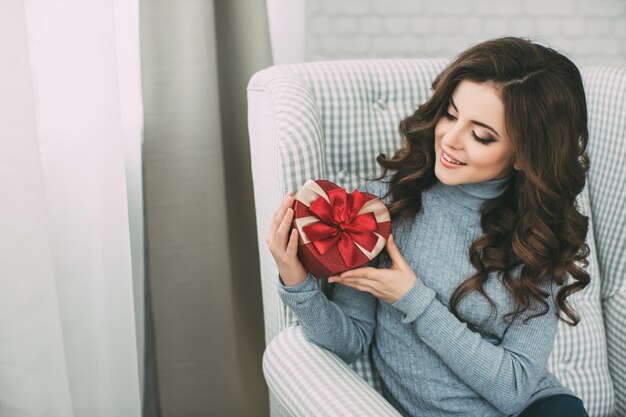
[389,276,562,416]
[278,260,379,365]
[276,177,387,365]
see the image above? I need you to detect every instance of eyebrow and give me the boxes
[449,97,501,139]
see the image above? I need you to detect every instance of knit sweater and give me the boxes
[277,173,573,417]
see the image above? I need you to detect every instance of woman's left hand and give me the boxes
[328,234,418,304]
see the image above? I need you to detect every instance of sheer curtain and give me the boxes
[0,0,143,416]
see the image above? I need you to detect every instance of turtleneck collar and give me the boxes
[431,173,513,212]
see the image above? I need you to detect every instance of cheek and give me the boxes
[434,120,445,146]
[466,144,512,169]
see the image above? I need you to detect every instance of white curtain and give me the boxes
[0,0,144,416]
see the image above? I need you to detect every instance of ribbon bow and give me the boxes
[302,188,379,268]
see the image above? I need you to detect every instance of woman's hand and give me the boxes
[266,191,308,287]
[328,234,418,304]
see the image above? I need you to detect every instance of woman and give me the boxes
[266,36,590,417]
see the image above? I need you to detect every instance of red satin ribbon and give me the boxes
[302,187,379,268]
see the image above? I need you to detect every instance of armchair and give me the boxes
[247,59,626,417]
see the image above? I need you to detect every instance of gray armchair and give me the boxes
[247,58,626,417]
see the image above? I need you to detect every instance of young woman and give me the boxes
[266,36,590,417]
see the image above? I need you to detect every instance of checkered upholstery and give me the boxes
[247,59,625,417]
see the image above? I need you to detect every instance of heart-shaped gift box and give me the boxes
[291,179,391,278]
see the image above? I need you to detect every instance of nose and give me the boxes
[441,123,464,150]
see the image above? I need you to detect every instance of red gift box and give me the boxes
[291,179,391,278]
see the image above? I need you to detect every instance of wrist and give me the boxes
[279,269,308,287]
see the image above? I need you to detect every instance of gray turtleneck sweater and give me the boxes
[278,174,573,417]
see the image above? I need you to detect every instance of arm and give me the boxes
[277,178,386,364]
[278,259,378,365]
[390,277,561,415]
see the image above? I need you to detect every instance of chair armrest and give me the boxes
[262,325,402,417]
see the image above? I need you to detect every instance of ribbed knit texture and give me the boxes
[278,174,573,417]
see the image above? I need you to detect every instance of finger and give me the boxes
[286,228,299,257]
[336,278,380,294]
[273,193,294,224]
[386,234,407,265]
[341,266,376,277]
[269,193,294,237]
[275,206,295,250]
[334,267,377,282]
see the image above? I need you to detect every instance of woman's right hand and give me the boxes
[266,191,308,287]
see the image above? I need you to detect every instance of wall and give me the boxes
[304,0,626,67]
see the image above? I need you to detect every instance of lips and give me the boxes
[441,149,466,165]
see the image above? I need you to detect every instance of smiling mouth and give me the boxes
[441,150,467,165]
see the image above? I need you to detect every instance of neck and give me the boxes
[432,174,513,212]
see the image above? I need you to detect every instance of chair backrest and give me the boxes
[581,67,626,416]
[247,59,626,417]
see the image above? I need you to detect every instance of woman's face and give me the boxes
[434,79,516,186]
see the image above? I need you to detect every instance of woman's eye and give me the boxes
[443,111,456,121]
[443,112,495,145]
[472,131,495,145]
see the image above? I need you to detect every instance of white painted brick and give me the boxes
[371,36,423,54]
[307,0,321,14]
[572,37,621,55]
[308,52,327,62]
[561,18,586,36]
[475,0,523,16]
[371,0,423,15]
[507,18,536,35]
[423,0,473,15]
[461,17,483,35]
[332,17,358,35]
[586,18,612,36]
[614,20,626,37]
[536,18,562,36]
[322,0,371,15]
[577,0,624,16]
[583,55,626,67]
[320,36,370,54]
[303,0,626,67]
[419,35,445,54]
[483,19,510,37]
[384,17,410,34]
[359,17,383,35]
[311,16,331,35]
[307,36,320,53]
[543,37,576,55]
[410,17,435,34]
[524,0,575,16]
[420,35,472,56]
[433,16,459,34]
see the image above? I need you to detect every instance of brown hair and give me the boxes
[369,36,590,325]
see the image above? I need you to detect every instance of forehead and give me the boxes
[449,80,507,137]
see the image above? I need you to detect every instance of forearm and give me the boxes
[278,272,376,364]
[391,279,556,415]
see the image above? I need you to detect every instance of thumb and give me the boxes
[386,234,404,264]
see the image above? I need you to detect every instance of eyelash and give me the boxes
[443,112,495,145]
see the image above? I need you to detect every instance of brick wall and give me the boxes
[305,0,626,67]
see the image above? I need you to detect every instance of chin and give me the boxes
[434,165,461,185]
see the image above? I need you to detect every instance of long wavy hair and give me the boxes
[370,36,590,325]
